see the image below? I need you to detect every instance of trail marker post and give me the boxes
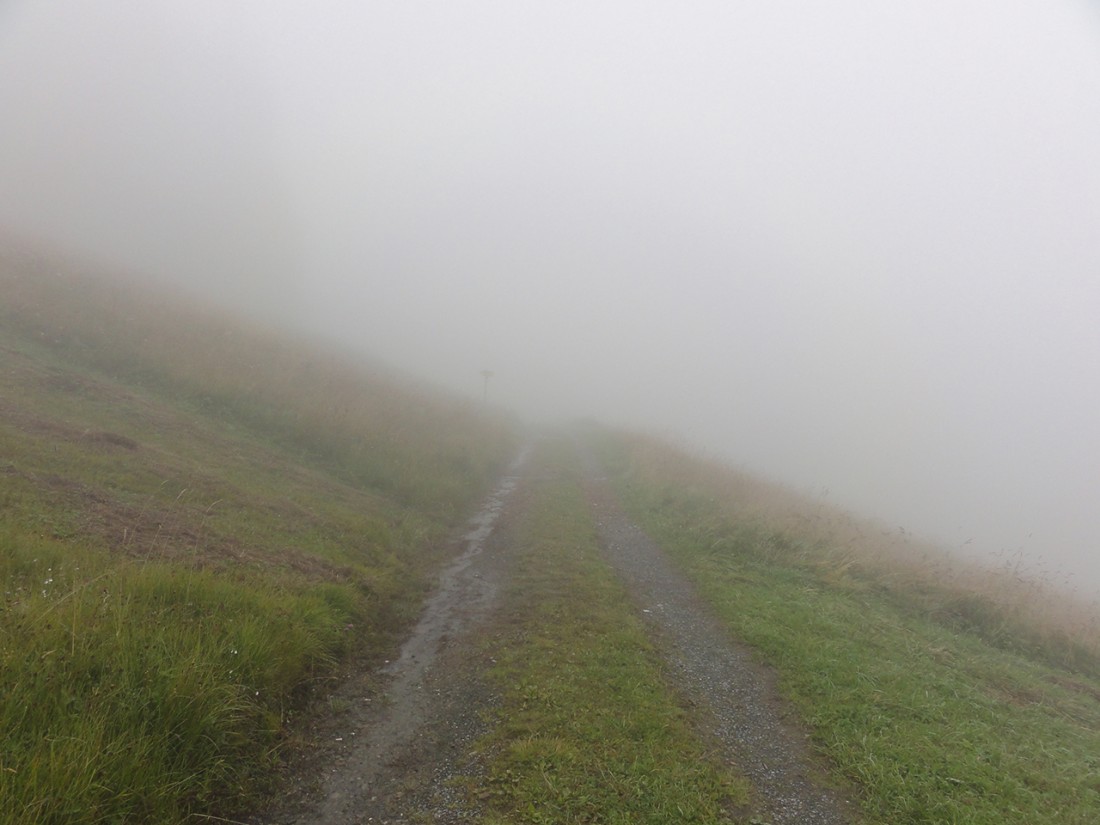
[480,370,494,404]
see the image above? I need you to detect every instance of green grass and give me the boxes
[594,429,1100,824]
[467,444,750,824]
[0,539,356,823]
[0,251,517,823]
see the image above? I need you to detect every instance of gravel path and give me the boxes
[579,450,858,825]
[254,443,857,824]
[252,447,531,825]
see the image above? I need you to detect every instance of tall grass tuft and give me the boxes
[0,530,366,822]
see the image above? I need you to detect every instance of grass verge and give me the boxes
[595,430,1100,824]
[466,444,750,824]
[0,538,360,823]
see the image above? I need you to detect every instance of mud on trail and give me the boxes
[252,443,857,824]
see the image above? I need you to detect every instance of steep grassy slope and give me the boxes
[594,429,1100,824]
[0,246,517,824]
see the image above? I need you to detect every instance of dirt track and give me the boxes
[251,448,530,825]
[252,443,856,824]
[579,449,856,824]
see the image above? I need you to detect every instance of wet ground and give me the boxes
[252,448,531,825]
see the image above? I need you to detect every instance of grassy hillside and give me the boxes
[8,239,1099,823]
[0,245,517,824]
[593,429,1100,824]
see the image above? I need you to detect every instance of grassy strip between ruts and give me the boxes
[596,432,1100,825]
[465,445,752,825]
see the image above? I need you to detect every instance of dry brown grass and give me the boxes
[0,242,517,515]
[607,429,1100,673]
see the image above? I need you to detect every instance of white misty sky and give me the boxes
[1,1,1099,594]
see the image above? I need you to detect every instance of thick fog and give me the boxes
[2,2,1099,595]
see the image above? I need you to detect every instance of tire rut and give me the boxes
[579,449,859,825]
[252,447,532,825]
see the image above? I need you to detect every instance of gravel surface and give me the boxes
[579,451,859,825]
[251,448,531,825]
